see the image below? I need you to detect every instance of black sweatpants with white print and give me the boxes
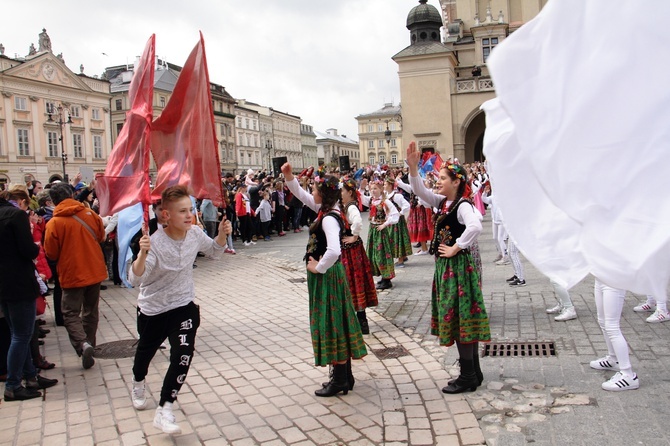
[132,301,200,406]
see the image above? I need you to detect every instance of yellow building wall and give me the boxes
[397,54,456,159]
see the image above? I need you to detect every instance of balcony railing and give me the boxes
[455,77,495,94]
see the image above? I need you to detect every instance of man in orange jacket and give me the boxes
[44,183,107,369]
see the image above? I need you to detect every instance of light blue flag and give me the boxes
[117,203,144,288]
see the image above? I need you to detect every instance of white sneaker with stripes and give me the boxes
[601,372,639,391]
[646,309,670,323]
[633,302,656,312]
[589,356,620,371]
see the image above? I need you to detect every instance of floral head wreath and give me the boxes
[314,167,341,191]
[342,177,357,191]
[446,163,466,181]
[369,174,384,186]
[384,176,395,186]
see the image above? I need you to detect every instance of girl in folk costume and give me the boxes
[359,178,399,290]
[384,177,412,268]
[282,163,367,397]
[397,177,433,256]
[340,178,378,334]
[407,142,491,394]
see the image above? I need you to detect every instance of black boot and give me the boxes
[442,359,478,394]
[323,361,355,390]
[473,350,484,386]
[357,311,370,335]
[448,353,484,386]
[346,359,355,390]
[321,365,334,388]
[315,362,349,397]
[376,279,392,290]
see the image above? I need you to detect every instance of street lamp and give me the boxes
[47,103,73,182]
[384,112,402,164]
[265,139,273,171]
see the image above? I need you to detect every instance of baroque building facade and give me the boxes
[237,99,303,171]
[0,30,112,188]
[271,109,303,170]
[394,0,545,162]
[315,129,359,170]
[356,103,403,167]
[234,105,262,173]
[300,123,318,169]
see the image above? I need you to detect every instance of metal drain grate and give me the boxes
[94,339,138,359]
[372,345,411,360]
[483,341,556,357]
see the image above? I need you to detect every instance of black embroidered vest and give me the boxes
[342,202,361,249]
[304,210,346,263]
[369,199,387,226]
[387,192,402,212]
[430,198,470,257]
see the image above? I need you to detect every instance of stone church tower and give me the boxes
[393,0,546,162]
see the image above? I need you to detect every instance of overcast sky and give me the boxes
[2,0,441,140]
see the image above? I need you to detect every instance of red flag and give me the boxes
[420,151,432,167]
[150,32,223,206]
[97,35,155,217]
[433,153,444,172]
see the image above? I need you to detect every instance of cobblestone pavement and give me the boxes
[1,231,484,446]
[368,215,670,446]
[4,214,669,446]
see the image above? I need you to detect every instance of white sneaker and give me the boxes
[602,372,639,391]
[495,256,510,265]
[633,302,656,312]
[243,241,251,246]
[646,309,670,323]
[250,240,257,245]
[492,254,502,263]
[590,356,620,371]
[414,250,428,256]
[546,304,563,314]
[554,307,577,321]
[131,379,147,410]
[154,402,181,434]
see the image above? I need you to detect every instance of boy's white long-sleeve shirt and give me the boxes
[128,227,224,316]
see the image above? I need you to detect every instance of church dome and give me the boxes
[406,0,443,29]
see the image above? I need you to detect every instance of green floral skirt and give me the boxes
[307,263,367,366]
[431,251,491,346]
[391,216,413,259]
[366,225,395,279]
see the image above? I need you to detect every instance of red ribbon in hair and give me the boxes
[463,183,472,201]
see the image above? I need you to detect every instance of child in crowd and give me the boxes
[129,185,232,434]
[256,191,273,241]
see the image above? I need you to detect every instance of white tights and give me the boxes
[508,240,525,281]
[594,279,633,376]
[550,279,573,309]
[492,222,507,255]
[643,294,668,312]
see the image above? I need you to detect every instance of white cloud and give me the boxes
[2,0,440,140]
